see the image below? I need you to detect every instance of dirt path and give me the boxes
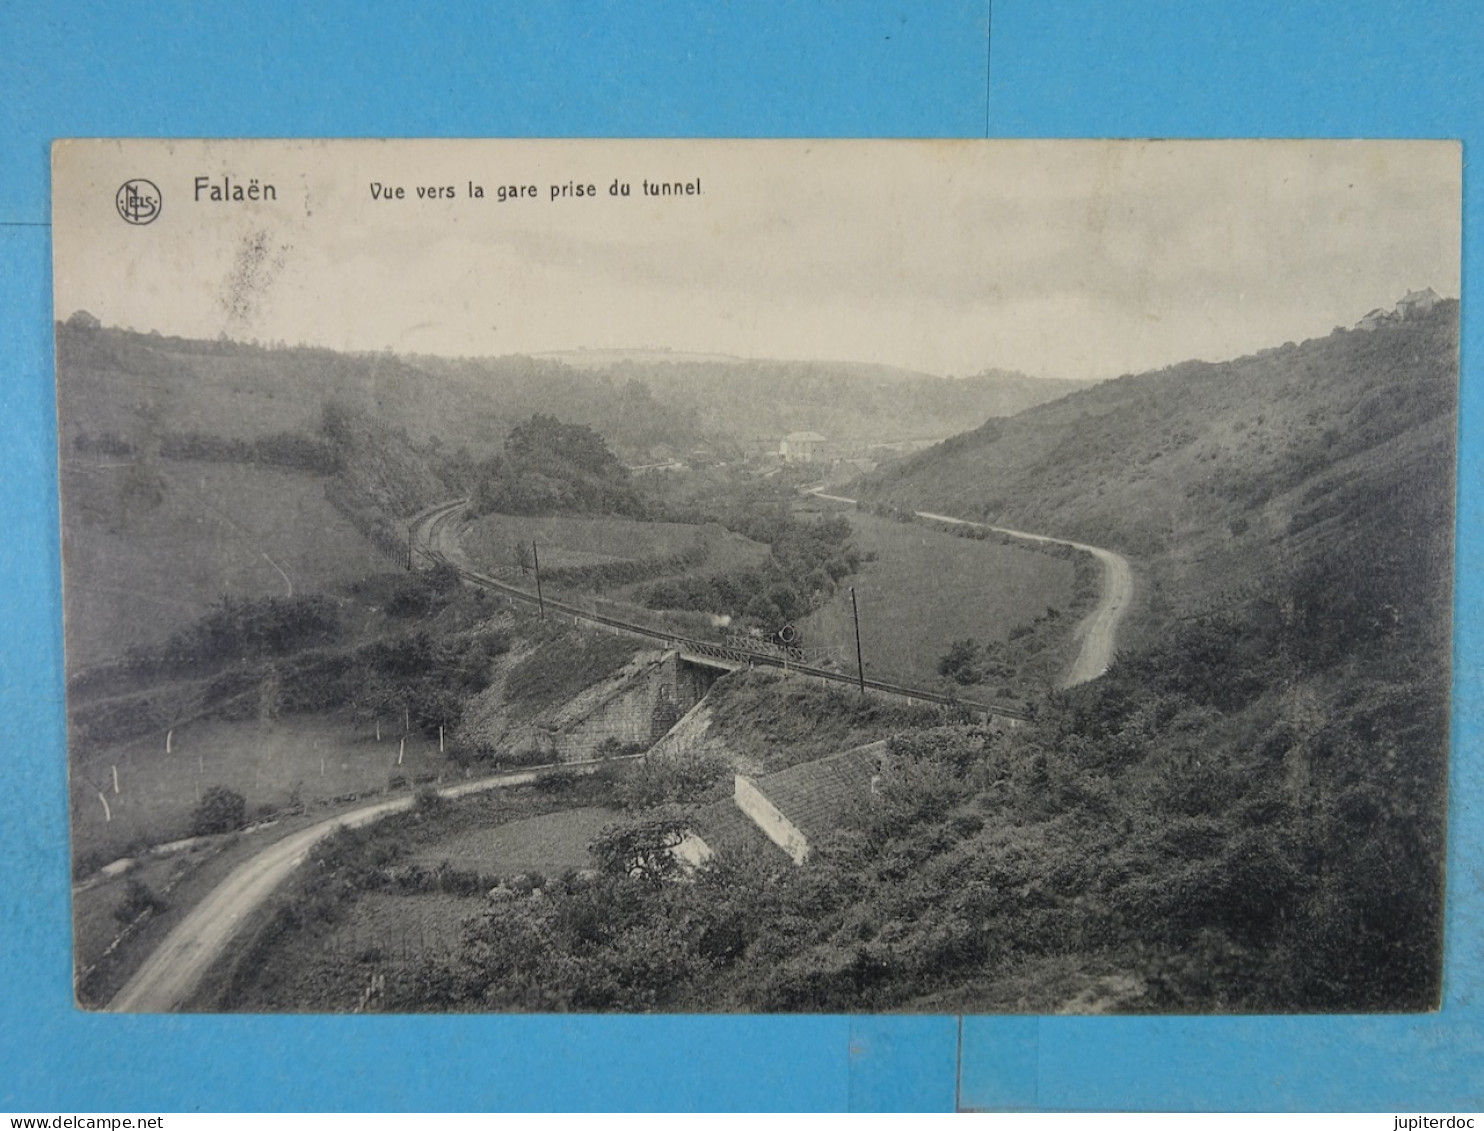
[261,552,293,596]
[810,490,1132,687]
[157,467,297,596]
[107,767,547,1012]
[913,512,1132,686]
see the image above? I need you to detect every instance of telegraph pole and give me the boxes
[407,524,414,571]
[850,586,865,695]
[532,540,545,620]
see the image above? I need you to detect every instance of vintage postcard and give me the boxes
[53,138,1460,1014]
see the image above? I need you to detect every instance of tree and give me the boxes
[318,399,355,448]
[258,664,282,726]
[590,817,690,886]
[191,786,247,836]
[113,877,165,924]
[505,414,626,478]
[937,639,983,685]
[476,414,644,518]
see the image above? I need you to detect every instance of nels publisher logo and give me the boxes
[115,179,161,225]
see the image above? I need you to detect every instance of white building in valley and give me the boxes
[780,431,827,463]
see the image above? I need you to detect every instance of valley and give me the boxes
[59,298,1457,1015]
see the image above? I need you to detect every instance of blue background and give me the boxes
[1,0,1479,1111]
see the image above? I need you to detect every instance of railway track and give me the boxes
[413,499,1031,723]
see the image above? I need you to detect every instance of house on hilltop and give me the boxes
[1396,287,1442,318]
[1357,288,1444,331]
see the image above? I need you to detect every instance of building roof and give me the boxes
[1398,286,1441,305]
[783,431,828,443]
[749,742,884,845]
[691,795,786,860]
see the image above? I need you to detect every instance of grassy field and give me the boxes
[72,852,189,986]
[216,890,480,1013]
[69,714,455,867]
[61,458,386,667]
[412,806,616,875]
[462,512,766,574]
[797,511,1075,690]
[197,780,624,1012]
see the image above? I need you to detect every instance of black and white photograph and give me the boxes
[53,138,1460,1015]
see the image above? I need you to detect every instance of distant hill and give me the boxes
[54,322,501,455]
[529,348,756,368]
[55,325,463,663]
[861,300,1457,638]
[849,300,1457,1010]
[416,353,1093,453]
[54,320,1090,468]
[606,359,1093,445]
[53,321,1088,664]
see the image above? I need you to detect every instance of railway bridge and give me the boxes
[410,499,1030,725]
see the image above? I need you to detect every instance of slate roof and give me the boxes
[690,741,890,864]
[1398,286,1441,307]
[750,742,885,844]
[691,796,784,860]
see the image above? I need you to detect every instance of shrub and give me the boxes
[590,817,689,886]
[937,639,983,685]
[191,786,247,836]
[386,563,463,617]
[534,767,581,793]
[113,877,166,924]
[611,750,728,809]
[413,784,447,814]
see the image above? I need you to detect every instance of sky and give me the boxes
[53,138,1461,381]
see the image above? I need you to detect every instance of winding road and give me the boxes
[812,491,1133,688]
[107,767,553,1012]
[107,494,1131,1010]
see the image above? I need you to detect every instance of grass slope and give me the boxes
[863,303,1456,555]
[56,322,486,450]
[68,715,452,867]
[60,459,385,666]
[411,806,616,874]
[821,302,1459,1010]
[797,510,1075,691]
[703,669,966,774]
